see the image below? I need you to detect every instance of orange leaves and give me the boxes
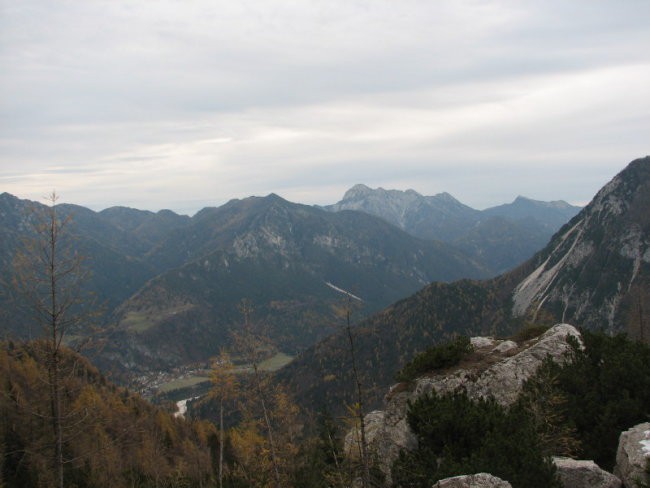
[210,349,239,403]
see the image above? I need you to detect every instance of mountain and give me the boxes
[511,157,650,334]
[0,193,161,337]
[483,195,581,229]
[101,194,489,377]
[326,185,582,273]
[98,205,191,250]
[278,156,650,415]
[326,184,480,241]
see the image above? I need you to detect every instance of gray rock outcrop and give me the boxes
[432,473,512,488]
[553,457,621,488]
[615,422,650,488]
[345,324,583,482]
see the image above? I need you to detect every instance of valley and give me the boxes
[1,156,649,488]
[1,184,579,391]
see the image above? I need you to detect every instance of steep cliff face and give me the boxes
[512,156,650,336]
[346,324,582,481]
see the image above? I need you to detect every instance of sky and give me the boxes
[1,1,649,215]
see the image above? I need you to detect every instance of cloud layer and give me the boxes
[1,0,649,213]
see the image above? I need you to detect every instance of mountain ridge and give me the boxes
[100,193,491,378]
[0,183,589,384]
[278,156,650,415]
[326,184,582,273]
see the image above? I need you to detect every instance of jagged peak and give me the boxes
[341,184,425,202]
[342,184,376,201]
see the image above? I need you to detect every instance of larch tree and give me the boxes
[231,299,282,488]
[334,295,372,488]
[11,191,93,488]
[210,349,239,488]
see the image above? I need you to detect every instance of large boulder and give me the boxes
[615,423,650,488]
[553,457,621,488]
[346,324,583,483]
[433,473,512,488]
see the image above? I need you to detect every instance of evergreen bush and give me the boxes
[395,336,472,382]
[392,391,559,488]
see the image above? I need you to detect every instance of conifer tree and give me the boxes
[210,349,238,488]
[11,191,93,488]
[335,295,373,488]
[232,299,282,488]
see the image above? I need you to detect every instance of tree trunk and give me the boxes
[219,397,224,488]
[253,363,282,488]
[345,307,370,488]
[49,201,64,488]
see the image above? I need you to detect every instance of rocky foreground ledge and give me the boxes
[346,324,650,487]
[346,323,583,481]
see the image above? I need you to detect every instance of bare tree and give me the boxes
[334,294,372,488]
[12,191,92,488]
[210,349,239,488]
[231,299,282,488]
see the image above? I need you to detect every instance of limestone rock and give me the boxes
[433,473,512,487]
[348,324,583,482]
[414,323,582,407]
[553,457,621,488]
[471,336,496,348]
[615,422,650,488]
[491,340,517,354]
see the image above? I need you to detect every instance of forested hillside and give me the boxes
[0,341,215,487]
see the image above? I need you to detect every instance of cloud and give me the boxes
[1,0,649,213]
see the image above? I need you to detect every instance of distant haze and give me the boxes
[1,1,649,215]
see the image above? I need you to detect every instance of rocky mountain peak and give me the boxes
[342,183,374,201]
[511,156,650,334]
[327,184,581,273]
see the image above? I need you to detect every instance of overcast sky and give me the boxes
[1,1,649,215]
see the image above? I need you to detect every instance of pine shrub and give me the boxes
[395,336,472,382]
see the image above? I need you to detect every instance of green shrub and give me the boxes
[395,336,473,382]
[537,330,650,470]
[391,330,650,487]
[510,324,551,343]
[392,391,559,488]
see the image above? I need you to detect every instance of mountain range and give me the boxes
[326,185,581,273]
[278,156,650,415]
[1,155,648,488]
[0,181,584,382]
[100,195,489,376]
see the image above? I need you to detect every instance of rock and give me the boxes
[414,323,582,407]
[553,457,621,488]
[433,473,512,487]
[615,422,650,488]
[347,324,583,483]
[492,340,518,354]
[344,410,388,458]
[471,336,496,348]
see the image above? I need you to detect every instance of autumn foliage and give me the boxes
[0,341,216,487]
